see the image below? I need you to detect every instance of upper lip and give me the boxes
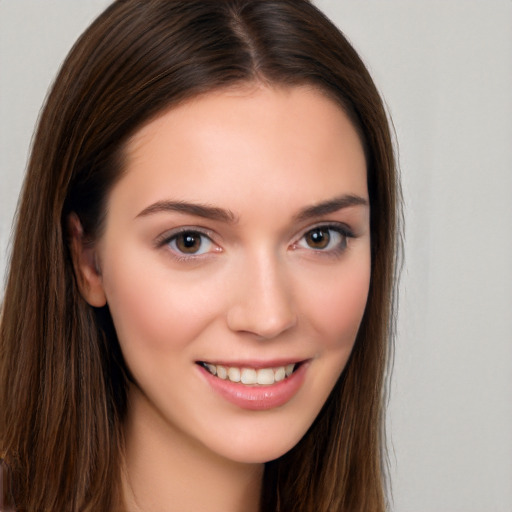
[196,358,309,369]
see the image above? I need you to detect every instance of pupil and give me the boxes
[184,235,196,247]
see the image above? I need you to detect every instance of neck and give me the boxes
[120,384,264,512]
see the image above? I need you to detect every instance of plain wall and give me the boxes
[1,2,511,511]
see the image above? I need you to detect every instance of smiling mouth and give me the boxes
[197,362,299,386]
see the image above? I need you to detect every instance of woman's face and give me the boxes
[86,85,370,464]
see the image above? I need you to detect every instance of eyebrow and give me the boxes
[293,194,368,222]
[136,200,238,223]
[135,194,368,224]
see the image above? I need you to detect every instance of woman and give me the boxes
[0,1,399,510]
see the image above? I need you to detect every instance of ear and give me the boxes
[68,213,107,307]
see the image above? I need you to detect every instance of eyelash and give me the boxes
[293,223,354,257]
[155,227,219,261]
[155,223,354,261]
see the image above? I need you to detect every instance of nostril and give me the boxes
[226,309,297,340]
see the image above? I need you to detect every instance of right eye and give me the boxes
[167,230,214,256]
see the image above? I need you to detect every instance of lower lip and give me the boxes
[198,363,308,411]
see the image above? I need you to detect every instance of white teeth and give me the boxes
[216,365,227,379]
[227,367,241,383]
[241,368,257,384]
[204,363,217,376]
[274,367,286,382]
[202,362,297,385]
[257,368,275,385]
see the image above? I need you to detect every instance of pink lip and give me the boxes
[197,362,309,411]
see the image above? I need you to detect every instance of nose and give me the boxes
[226,252,297,340]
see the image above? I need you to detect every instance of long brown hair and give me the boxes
[0,1,399,510]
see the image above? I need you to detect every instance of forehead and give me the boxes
[114,85,368,219]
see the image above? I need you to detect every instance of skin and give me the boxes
[73,85,370,511]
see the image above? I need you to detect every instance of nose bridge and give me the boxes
[226,246,297,339]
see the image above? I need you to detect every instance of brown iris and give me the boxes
[304,228,331,249]
[175,232,203,253]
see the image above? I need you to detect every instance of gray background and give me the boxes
[1,1,511,511]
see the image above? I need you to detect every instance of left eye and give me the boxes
[296,226,347,252]
[167,231,214,255]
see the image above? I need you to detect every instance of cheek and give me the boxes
[295,256,370,411]
[301,256,371,348]
[100,252,222,357]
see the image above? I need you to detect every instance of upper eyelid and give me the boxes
[157,229,221,261]
[154,226,218,246]
[292,223,353,256]
[295,221,355,240]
